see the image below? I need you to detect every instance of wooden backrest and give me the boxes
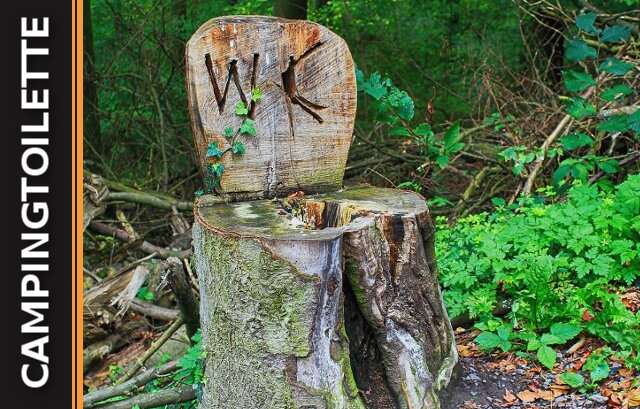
[186,16,356,199]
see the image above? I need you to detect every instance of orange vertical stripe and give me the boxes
[73,0,84,407]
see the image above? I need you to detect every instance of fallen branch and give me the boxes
[83,334,124,372]
[164,257,200,340]
[116,317,184,385]
[84,360,178,408]
[107,191,193,211]
[89,221,192,259]
[129,299,180,321]
[111,265,149,317]
[91,384,195,409]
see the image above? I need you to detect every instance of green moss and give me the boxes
[194,225,318,408]
[344,260,368,308]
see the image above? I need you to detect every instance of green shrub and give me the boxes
[437,174,640,367]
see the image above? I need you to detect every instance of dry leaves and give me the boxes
[628,388,640,407]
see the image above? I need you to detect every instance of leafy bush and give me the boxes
[437,174,640,367]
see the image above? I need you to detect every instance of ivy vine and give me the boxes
[196,87,263,196]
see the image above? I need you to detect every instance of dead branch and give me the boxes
[90,384,195,409]
[89,221,192,259]
[111,264,149,317]
[129,299,180,321]
[164,257,200,340]
[84,360,178,408]
[116,317,184,384]
[83,334,124,372]
[107,191,193,211]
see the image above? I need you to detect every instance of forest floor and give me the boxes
[440,329,638,409]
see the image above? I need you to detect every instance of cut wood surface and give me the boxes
[186,16,357,199]
[193,186,457,408]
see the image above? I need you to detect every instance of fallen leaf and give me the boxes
[517,390,539,402]
[550,383,569,397]
[619,367,634,377]
[538,390,554,401]
[503,389,517,403]
[628,388,640,407]
[582,309,594,321]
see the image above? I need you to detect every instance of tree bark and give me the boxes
[193,186,457,409]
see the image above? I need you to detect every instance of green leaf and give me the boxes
[571,162,590,182]
[527,338,543,351]
[598,57,633,76]
[600,84,633,102]
[390,127,411,137]
[435,155,449,169]
[240,119,256,136]
[136,286,155,301]
[475,332,502,350]
[206,142,223,159]
[361,72,387,99]
[553,161,573,185]
[565,39,597,62]
[208,162,225,177]
[560,372,585,388]
[540,333,564,345]
[231,141,245,155]
[598,159,620,174]
[443,122,464,154]
[550,323,582,342]
[601,25,631,43]
[566,98,596,120]
[250,87,263,102]
[560,132,593,150]
[235,101,249,116]
[223,126,235,138]
[563,70,595,93]
[597,115,629,133]
[576,12,599,35]
[414,123,433,137]
[388,89,415,121]
[537,345,557,369]
[496,324,512,341]
[589,363,610,383]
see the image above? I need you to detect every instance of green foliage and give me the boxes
[522,12,640,189]
[173,330,205,386]
[136,286,155,302]
[202,88,262,194]
[437,174,640,372]
[561,372,585,389]
[357,69,464,169]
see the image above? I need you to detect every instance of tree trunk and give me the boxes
[193,186,457,409]
[273,0,308,20]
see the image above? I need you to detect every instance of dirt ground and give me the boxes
[440,355,609,409]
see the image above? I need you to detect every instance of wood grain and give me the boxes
[186,16,357,199]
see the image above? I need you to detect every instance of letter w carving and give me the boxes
[204,53,259,117]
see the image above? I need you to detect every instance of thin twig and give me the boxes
[115,317,184,385]
[84,360,178,408]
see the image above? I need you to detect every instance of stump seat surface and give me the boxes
[195,186,428,240]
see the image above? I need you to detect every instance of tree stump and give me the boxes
[193,187,457,408]
[187,16,457,409]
